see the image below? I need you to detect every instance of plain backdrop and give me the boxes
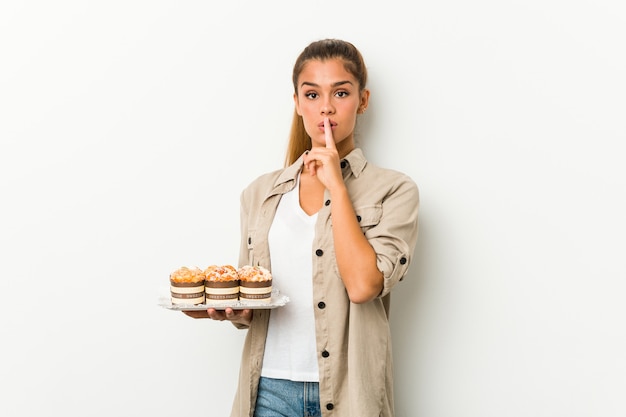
[1,1,625,416]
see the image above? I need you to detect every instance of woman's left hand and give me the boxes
[303,117,344,192]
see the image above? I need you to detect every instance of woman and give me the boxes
[188,38,419,417]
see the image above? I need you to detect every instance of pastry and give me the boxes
[204,264,240,303]
[237,265,273,303]
[169,266,205,305]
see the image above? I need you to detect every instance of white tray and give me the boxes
[158,289,289,311]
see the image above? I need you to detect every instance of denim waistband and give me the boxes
[254,376,321,417]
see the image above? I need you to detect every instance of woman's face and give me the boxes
[294,58,369,155]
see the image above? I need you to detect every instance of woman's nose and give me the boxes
[320,99,335,115]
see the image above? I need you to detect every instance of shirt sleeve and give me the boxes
[364,174,419,297]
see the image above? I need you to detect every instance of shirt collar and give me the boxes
[341,148,367,178]
[272,147,368,194]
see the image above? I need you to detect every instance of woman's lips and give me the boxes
[318,120,337,131]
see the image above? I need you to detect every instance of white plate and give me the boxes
[158,289,290,311]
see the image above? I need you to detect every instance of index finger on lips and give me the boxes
[324,117,336,149]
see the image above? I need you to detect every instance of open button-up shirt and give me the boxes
[230,148,419,417]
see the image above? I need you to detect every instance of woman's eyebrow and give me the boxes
[300,80,354,89]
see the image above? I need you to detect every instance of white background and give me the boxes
[1,1,625,416]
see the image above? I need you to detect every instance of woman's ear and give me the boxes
[358,89,370,114]
[294,93,302,116]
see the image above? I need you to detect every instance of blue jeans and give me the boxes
[254,377,321,417]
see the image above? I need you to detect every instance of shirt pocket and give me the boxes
[354,204,382,233]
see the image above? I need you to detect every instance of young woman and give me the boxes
[186,38,419,417]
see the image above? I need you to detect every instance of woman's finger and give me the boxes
[324,117,336,149]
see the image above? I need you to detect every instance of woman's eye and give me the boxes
[305,92,318,99]
[336,91,349,98]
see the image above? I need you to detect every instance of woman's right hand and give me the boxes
[183,308,252,326]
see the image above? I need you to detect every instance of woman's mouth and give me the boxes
[318,120,337,130]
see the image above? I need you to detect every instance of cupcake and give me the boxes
[204,265,240,304]
[237,265,273,303]
[170,266,205,305]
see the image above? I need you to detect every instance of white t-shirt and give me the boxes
[261,174,319,382]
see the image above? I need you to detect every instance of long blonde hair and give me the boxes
[284,39,368,166]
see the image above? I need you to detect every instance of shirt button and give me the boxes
[340,160,347,168]
[325,199,331,206]
[315,249,324,256]
[356,215,362,222]
[318,301,326,309]
[322,350,330,358]
[400,257,407,265]
[326,403,334,410]
[248,237,252,244]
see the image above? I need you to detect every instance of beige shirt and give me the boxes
[230,148,419,417]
